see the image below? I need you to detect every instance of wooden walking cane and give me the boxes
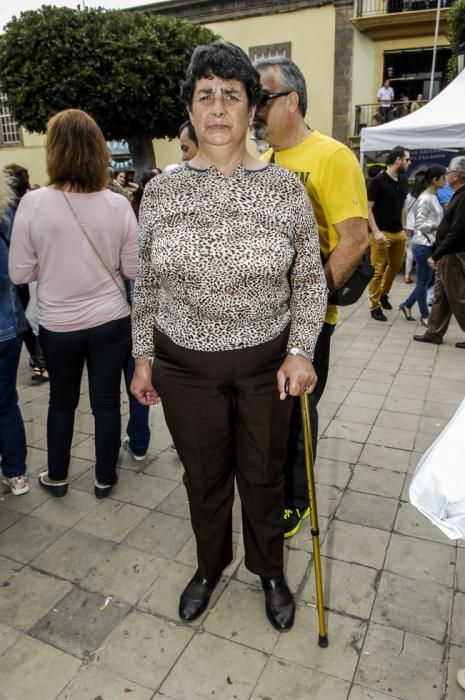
[300,393,328,648]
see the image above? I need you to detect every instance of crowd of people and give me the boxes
[1,41,465,646]
[376,78,425,123]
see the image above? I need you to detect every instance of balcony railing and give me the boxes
[355,0,451,16]
[354,100,427,134]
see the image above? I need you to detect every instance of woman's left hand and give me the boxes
[427,256,436,269]
[277,355,318,401]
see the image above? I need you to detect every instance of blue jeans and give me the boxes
[123,353,150,456]
[403,244,433,319]
[0,335,27,478]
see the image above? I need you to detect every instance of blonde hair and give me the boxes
[46,109,109,192]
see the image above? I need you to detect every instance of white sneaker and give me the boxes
[457,668,465,690]
[2,474,30,496]
[122,436,147,461]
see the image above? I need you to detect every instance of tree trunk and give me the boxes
[127,133,156,178]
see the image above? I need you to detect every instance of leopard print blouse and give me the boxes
[132,163,327,359]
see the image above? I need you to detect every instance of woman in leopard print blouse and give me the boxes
[131,41,327,631]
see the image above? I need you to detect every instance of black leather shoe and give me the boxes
[94,474,118,499]
[179,572,220,621]
[380,294,392,310]
[371,307,387,322]
[260,575,295,631]
[413,334,442,345]
[38,471,68,497]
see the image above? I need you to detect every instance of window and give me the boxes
[0,92,21,146]
[249,42,292,63]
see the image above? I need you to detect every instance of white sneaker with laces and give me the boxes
[457,668,465,690]
[122,436,147,461]
[2,474,30,496]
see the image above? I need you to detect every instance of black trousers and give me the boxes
[152,326,293,580]
[39,316,131,484]
[284,322,335,510]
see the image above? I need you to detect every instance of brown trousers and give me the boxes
[368,231,407,310]
[152,326,292,579]
[423,253,465,341]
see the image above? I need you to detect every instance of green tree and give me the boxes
[447,0,465,79]
[0,6,217,172]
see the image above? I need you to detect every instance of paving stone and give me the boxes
[350,464,405,499]
[367,425,415,451]
[251,656,350,700]
[31,488,99,527]
[382,396,425,415]
[426,388,464,406]
[31,586,130,659]
[0,506,23,534]
[394,501,454,546]
[456,548,465,593]
[349,686,402,700]
[336,404,377,425]
[317,437,364,464]
[0,554,23,585]
[76,500,149,543]
[94,609,194,691]
[125,511,193,559]
[355,622,443,700]
[358,444,411,472]
[143,449,184,481]
[160,631,267,700]
[0,566,72,631]
[352,380,391,397]
[315,457,353,489]
[0,477,51,514]
[31,529,115,582]
[375,410,420,431]
[284,515,330,554]
[57,665,154,699]
[385,532,455,587]
[423,401,458,420]
[111,471,178,509]
[0,621,23,656]
[324,419,372,443]
[156,482,191,519]
[300,556,378,619]
[0,515,65,563]
[274,607,366,681]
[372,570,452,640]
[69,436,97,461]
[321,388,349,403]
[81,543,164,605]
[204,579,280,653]
[446,644,465,700]
[336,490,398,531]
[0,635,81,700]
[451,592,465,646]
[414,430,437,452]
[418,415,448,435]
[322,520,390,569]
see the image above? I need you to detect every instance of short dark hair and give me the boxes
[4,163,30,202]
[178,120,198,147]
[180,41,262,108]
[46,109,109,193]
[254,57,307,117]
[386,146,409,165]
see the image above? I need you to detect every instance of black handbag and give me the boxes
[328,260,374,306]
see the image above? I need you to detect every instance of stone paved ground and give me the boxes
[1,276,465,700]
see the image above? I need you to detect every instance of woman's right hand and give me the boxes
[130,358,160,406]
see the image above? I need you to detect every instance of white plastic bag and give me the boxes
[409,397,465,540]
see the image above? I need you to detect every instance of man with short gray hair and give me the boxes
[253,56,368,538]
[414,155,465,347]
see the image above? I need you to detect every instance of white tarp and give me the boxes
[360,69,465,153]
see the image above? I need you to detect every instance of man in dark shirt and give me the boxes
[414,155,465,347]
[367,146,410,321]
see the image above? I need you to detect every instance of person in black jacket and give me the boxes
[414,155,465,347]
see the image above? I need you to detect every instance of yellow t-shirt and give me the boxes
[262,130,368,324]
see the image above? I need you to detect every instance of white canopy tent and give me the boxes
[360,69,465,161]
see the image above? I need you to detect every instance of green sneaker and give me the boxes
[283,507,310,539]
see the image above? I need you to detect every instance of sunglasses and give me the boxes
[258,91,292,108]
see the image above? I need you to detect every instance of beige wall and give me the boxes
[0,130,47,186]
